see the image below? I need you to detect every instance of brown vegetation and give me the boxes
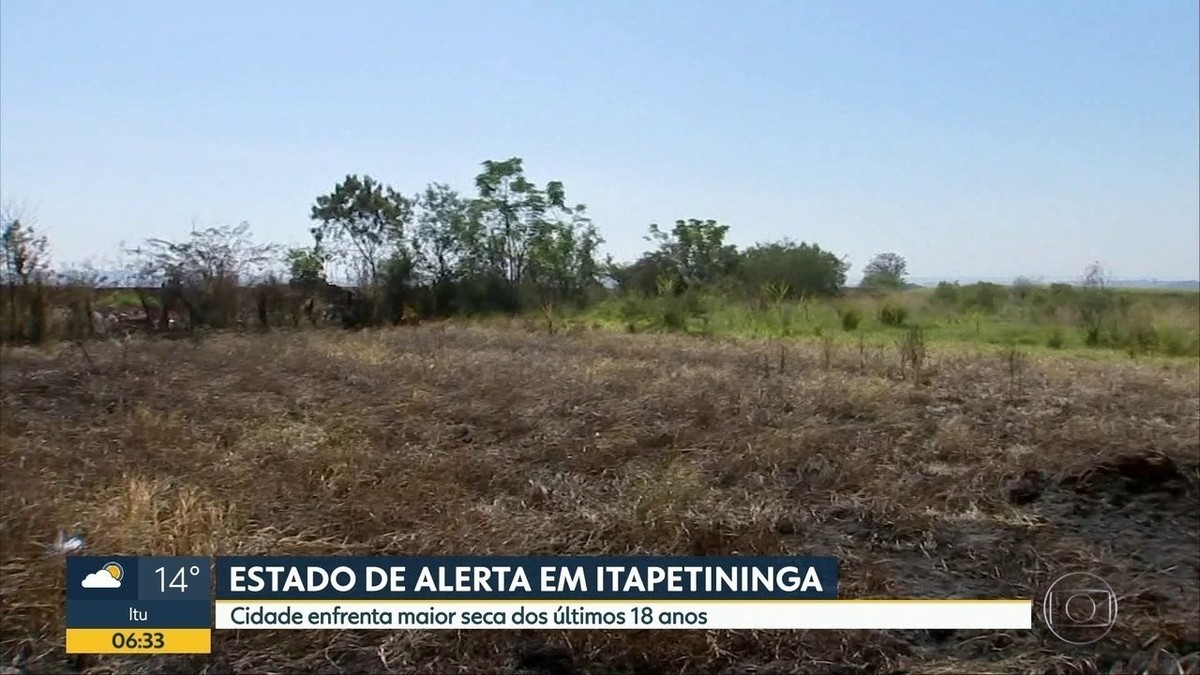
[1,324,1198,673]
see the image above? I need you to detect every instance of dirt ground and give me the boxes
[1,324,1197,674]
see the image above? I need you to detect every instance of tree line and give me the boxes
[1,156,911,340]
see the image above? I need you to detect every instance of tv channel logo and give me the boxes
[1042,572,1118,644]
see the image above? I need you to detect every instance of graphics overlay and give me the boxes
[1041,571,1119,645]
[66,556,211,654]
[213,556,1032,630]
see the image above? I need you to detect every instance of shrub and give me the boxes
[653,289,709,333]
[839,308,862,332]
[1159,328,1199,358]
[1011,277,1036,300]
[619,294,650,319]
[961,282,1006,314]
[100,290,151,310]
[931,281,961,308]
[1048,282,1075,297]
[878,304,908,327]
[899,326,926,381]
[1077,287,1114,347]
[1046,327,1066,350]
[1121,315,1159,355]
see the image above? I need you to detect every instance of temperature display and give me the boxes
[66,557,211,654]
[156,563,203,594]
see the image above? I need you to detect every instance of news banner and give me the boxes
[66,555,1068,654]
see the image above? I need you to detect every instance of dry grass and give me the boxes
[1,324,1198,674]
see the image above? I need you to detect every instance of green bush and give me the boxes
[1077,287,1115,347]
[618,295,652,331]
[655,289,709,333]
[1010,277,1036,301]
[1048,283,1075,297]
[100,290,158,309]
[961,282,1006,314]
[878,304,908,327]
[1122,317,1159,355]
[1158,328,1199,358]
[839,308,862,332]
[930,281,961,308]
[1046,327,1066,349]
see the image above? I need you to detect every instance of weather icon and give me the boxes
[81,562,124,589]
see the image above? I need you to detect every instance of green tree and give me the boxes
[380,251,418,324]
[738,239,848,298]
[411,182,475,285]
[285,246,327,288]
[310,174,412,285]
[645,219,740,289]
[612,251,676,297]
[469,157,599,310]
[472,157,555,286]
[861,252,908,289]
[525,206,603,303]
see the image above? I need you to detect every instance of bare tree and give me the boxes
[1,201,51,342]
[127,222,277,329]
[1078,261,1114,346]
[1081,261,1110,290]
[1,201,49,286]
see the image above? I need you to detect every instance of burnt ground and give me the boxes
[1,324,1198,674]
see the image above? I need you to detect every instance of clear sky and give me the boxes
[2,0,1197,282]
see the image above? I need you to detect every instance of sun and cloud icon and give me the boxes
[81,562,124,589]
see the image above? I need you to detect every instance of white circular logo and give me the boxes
[1042,572,1118,645]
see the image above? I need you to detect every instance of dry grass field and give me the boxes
[1,324,1198,674]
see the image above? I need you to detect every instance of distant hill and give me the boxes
[92,270,143,287]
[904,276,1199,291]
[1112,279,1200,291]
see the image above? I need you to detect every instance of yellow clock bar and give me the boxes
[65,628,211,654]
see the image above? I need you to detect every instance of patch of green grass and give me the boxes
[576,287,1200,360]
[98,289,158,309]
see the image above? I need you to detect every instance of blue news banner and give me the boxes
[62,554,1033,641]
[213,556,841,630]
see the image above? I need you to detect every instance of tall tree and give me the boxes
[411,183,475,285]
[472,157,556,286]
[0,211,49,287]
[310,175,412,285]
[526,202,603,302]
[860,252,908,289]
[646,219,740,288]
[0,205,51,342]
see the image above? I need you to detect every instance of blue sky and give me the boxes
[2,0,1197,282]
